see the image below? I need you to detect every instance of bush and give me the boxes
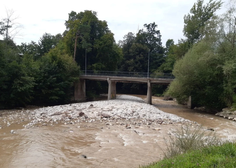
[162,124,221,158]
[166,40,226,110]
[33,51,80,105]
[0,41,35,108]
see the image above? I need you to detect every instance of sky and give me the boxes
[0,0,227,46]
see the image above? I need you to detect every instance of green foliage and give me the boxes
[0,32,80,108]
[158,39,175,73]
[162,124,221,159]
[167,40,225,109]
[0,40,35,108]
[120,23,164,73]
[142,142,236,168]
[183,0,222,45]
[64,10,122,71]
[38,33,62,57]
[231,94,236,110]
[118,23,165,94]
[19,33,62,60]
[33,47,80,105]
[167,2,236,110]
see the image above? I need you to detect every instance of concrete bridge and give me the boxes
[74,71,174,104]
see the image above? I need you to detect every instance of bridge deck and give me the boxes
[80,75,173,84]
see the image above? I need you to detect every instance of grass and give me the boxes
[141,124,236,168]
[142,142,236,168]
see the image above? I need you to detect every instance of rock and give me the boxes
[134,130,138,134]
[207,128,214,131]
[50,112,62,116]
[126,124,131,129]
[163,96,173,101]
[101,113,111,118]
[10,130,15,134]
[81,155,87,159]
[79,112,85,117]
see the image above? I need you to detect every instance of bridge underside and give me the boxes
[74,75,172,104]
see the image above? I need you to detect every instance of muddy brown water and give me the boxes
[0,96,236,168]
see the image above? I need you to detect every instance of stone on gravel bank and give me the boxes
[216,108,236,121]
[24,98,190,128]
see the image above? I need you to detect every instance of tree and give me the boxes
[183,0,222,45]
[118,23,165,94]
[19,41,40,59]
[18,33,63,60]
[167,39,225,110]
[216,0,236,107]
[33,47,80,105]
[120,23,164,73]
[0,40,35,108]
[38,33,62,56]
[158,39,176,73]
[64,10,122,71]
[136,22,165,71]
[167,1,236,110]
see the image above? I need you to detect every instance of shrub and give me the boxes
[162,124,221,158]
[33,51,80,105]
[0,41,35,108]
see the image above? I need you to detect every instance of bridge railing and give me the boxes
[80,70,174,79]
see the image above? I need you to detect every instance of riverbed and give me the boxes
[0,95,236,168]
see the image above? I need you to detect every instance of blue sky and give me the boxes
[0,0,227,46]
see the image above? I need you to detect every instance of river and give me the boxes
[0,95,236,168]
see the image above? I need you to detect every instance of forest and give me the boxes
[0,0,236,112]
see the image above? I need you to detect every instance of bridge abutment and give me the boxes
[74,79,86,101]
[107,78,116,100]
[147,80,152,104]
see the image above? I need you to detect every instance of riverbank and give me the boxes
[215,108,236,121]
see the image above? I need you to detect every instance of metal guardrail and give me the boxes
[80,70,174,79]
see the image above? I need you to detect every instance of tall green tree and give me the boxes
[118,23,164,94]
[183,0,222,45]
[0,40,35,108]
[64,10,122,71]
[216,1,236,107]
[167,0,236,110]
[120,23,164,73]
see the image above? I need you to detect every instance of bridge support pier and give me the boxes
[107,78,116,100]
[74,79,86,101]
[187,96,192,109]
[147,80,152,104]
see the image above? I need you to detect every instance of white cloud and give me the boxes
[0,0,227,45]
